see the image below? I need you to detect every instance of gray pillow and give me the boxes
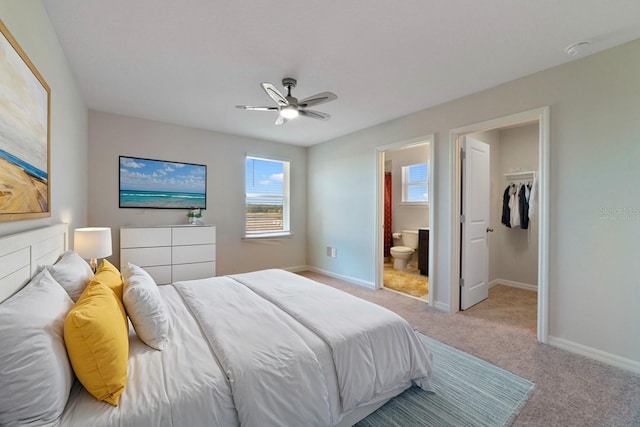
[0,268,75,426]
[46,250,94,301]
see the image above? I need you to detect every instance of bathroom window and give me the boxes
[402,163,428,204]
[245,156,290,238]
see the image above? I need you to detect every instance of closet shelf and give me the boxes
[504,171,536,182]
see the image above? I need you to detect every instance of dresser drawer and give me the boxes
[172,226,215,246]
[121,227,171,248]
[172,261,215,282]
[172,244,215,265]
[141,265,172,285]
[120,225,217,284]
[121,247,171,267]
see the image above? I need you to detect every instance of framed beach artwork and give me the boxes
[119,156,207,209]
[0,20,51,222]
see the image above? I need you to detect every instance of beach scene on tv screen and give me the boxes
[119,156,206,208]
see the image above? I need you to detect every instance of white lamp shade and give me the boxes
[74,227,113,259]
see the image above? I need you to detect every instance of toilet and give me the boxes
[390,230,419,271]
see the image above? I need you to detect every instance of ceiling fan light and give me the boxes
[280,105,299,119]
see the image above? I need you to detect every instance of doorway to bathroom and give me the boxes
[375,135,434,305]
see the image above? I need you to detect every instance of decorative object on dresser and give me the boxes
[0,20,51,222]
[120,225,216,285]
[73,227,113,272]
[186,208,204,225]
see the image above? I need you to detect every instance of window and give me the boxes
[245,156,290,237]
[402,163,428,204]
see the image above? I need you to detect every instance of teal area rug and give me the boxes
[356,334,535,427]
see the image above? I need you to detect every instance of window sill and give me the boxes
[399,202,429,207]
[243,232,293,240]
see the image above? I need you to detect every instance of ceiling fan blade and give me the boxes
[298,92,337,108]
[235,105,279,111]
[299,109,330,121]
[274,114,287,126]
[261,83,288,107]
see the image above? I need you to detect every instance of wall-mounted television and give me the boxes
[119,156,206,209]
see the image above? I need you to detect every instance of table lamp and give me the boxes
[74,227,112,272]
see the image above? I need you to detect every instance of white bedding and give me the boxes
[60,285,239,426]
[174,276,332,426]
[59,269,433,427]
[230,269,433,412]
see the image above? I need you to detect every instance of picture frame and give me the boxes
[0,20,51,222]
[119,156,207,209]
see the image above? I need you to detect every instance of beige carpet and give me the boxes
[461,284,537,333]
[383,262,428,299]
[298,270,640,427]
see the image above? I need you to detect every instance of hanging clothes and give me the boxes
[502,172,536,233]
[502,182,532,229]
[528,175,538,219]
[501,185,511,227]
[509,184,521,228]
[519,184,530,229]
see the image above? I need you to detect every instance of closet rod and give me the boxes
[504,171,536,182]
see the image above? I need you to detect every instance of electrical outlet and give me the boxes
[331,247,337,258]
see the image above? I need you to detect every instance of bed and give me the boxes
[0,224,433,427]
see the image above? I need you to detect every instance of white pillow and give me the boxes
[47,250,94,301]
[0,268,75,426]
[122,263,169,350]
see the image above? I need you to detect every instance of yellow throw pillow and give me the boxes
[92,259,124,301]
[64,282,129,406]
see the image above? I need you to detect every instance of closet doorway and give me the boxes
[450,107,550,342]
[375,135,434,306]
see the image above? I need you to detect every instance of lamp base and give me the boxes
[89,258,98,273]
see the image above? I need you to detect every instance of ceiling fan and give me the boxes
[235,78,337,125]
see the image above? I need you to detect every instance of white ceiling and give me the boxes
[42,0,640,147]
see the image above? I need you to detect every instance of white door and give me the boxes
[461,136,490,310]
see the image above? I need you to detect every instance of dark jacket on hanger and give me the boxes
[519,184,529,229]
[501,185,511,227]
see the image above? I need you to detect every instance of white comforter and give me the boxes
[60,269,433,427]
[230,270,433,413]
[174,276,332,426]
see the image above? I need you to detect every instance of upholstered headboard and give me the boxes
[0,223,68,302]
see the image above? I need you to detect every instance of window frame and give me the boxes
[401,162,429,205]
[244,155,291,238]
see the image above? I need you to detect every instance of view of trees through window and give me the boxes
[245,156,289,235]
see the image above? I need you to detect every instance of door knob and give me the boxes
[486,227,494,232]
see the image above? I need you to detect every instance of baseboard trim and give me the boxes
[305,266,376,289]
[490,278,537,292]
[548,336,640,375]
[434,301,450,312]
[283,265,309,273]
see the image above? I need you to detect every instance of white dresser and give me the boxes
[120,225,216,285]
